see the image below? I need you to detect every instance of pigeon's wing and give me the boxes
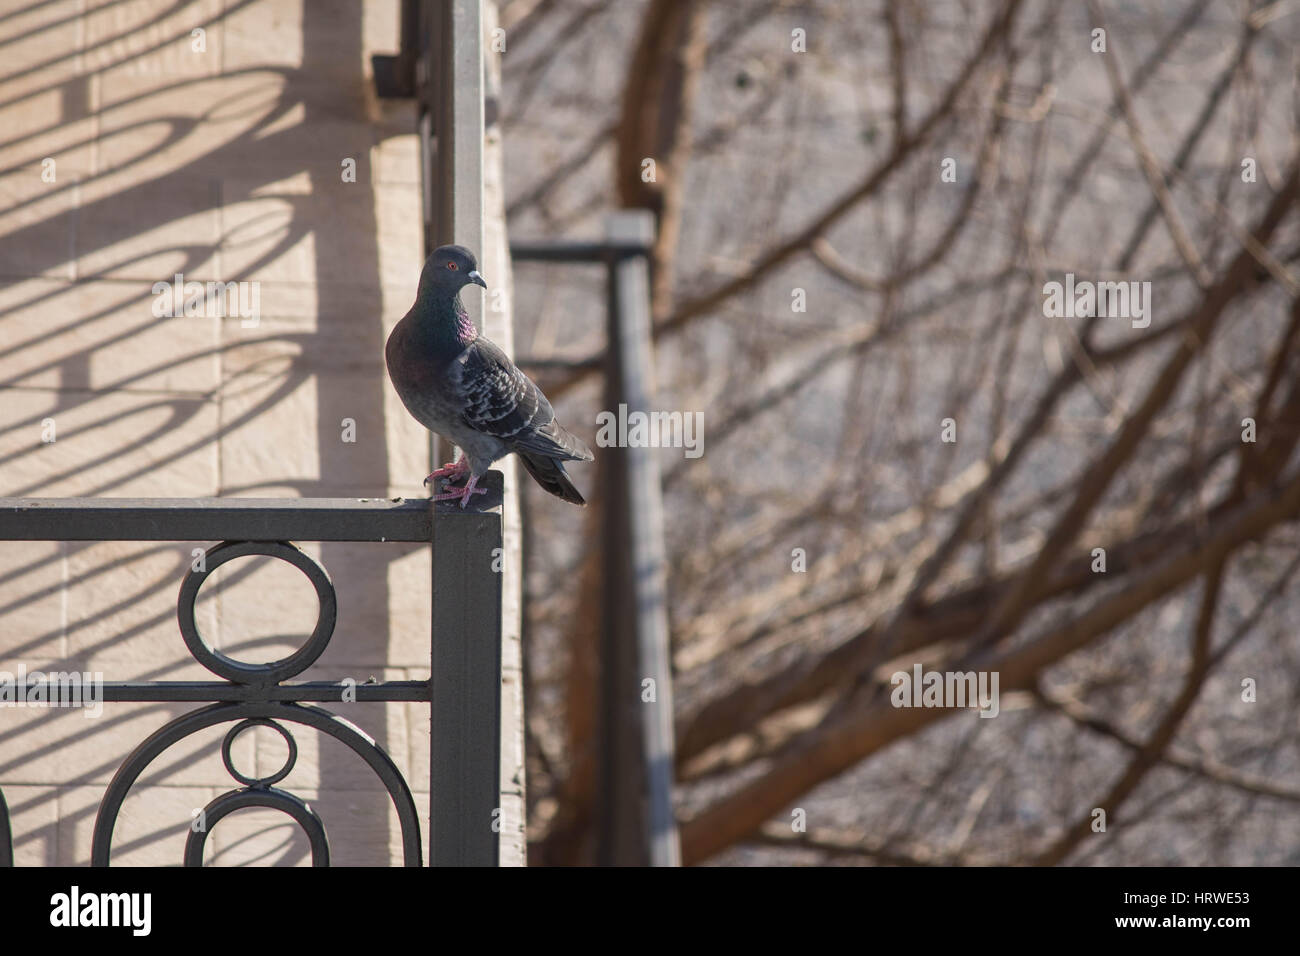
[457,338,593,461]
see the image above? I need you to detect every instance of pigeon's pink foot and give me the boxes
[423,457,469,487]
[431,473,488,508]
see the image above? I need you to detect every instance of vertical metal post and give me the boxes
[427,0,496,867]
[428,0,485,476]
[0,787,11,867]
[433,0,485,301]
[430,480,503,866]
[417,0,437,254]
[596,211,681,866]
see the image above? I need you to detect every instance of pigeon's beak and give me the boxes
[467,270,487,289]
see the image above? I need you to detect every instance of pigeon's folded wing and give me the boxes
[457,339,593,461]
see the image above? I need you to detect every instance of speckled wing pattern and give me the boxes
[457,338,593,461]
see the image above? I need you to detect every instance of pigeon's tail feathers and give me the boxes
[512,418,593,462]
[554,426,594,462]
[518,452,586,506]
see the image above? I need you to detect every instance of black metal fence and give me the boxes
[0,481,504,866]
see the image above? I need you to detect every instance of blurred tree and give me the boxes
[502,0,1300,866]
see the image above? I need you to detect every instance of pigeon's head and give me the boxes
[421,244,487,295]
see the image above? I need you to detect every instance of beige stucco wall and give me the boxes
[0,0,481,866]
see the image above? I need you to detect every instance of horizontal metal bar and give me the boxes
[509,238,654,262]
[0,475,503,542]
[4,681,433,702]
[0,497,428,541]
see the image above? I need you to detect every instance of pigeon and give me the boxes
[385,244,593,506]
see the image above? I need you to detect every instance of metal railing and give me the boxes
[512,213,681,867]
[0,481,504,866]
[376,0,527,867]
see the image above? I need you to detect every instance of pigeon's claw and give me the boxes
[430,485,488,508]
[423,458,469,487]
[430,473,488,508]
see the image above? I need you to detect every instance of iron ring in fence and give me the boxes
[222,718,298,788]
[178,541,337,685]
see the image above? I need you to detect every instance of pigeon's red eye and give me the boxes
[446,261,458,271]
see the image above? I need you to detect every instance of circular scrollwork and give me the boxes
[221,718,298,788]
[177,541,336,684]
